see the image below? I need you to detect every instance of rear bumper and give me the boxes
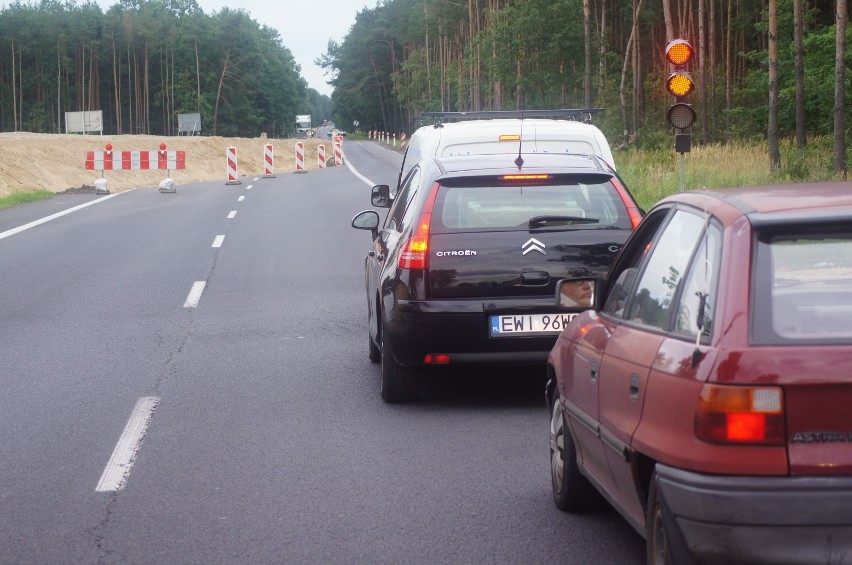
[656,463,852,565]
[385,298,559,366]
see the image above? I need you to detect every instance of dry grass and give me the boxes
[615,138,847,210]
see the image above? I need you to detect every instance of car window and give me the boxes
[753,229,852,344]
[673,221,721,339]
[603,208,672,316]
[386,167,421,232]
[623,209,705,329]
[433,177,630,231]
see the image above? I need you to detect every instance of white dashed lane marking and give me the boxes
[227,210,237,219]
[212,235,225,248]
[96,396,160,492]
[183,281,207,308]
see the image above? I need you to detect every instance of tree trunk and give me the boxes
[583,0,592,108]
[213,47,231,136]
[794,0,806,148]
[620,0,642,147]
[768,0,780,171]
[834,0,848,176]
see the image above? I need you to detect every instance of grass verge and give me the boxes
[0,190,54,210]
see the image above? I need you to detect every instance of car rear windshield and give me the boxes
[752,229,852,344]
[432,174,631,231]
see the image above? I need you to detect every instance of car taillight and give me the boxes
[610,178,642,229]
[695,384,786,445]
[398,182,440,270]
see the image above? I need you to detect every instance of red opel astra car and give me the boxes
[546,183,852,564]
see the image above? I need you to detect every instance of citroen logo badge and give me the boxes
[522,238,546,255]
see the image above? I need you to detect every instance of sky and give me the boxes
[189,0,374,97]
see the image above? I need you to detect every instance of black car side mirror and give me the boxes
[371,185,392,208]
[351,210,380,239]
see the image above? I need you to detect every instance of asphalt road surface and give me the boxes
[0,140,644,564]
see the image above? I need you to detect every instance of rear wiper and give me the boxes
[528,215,600,228]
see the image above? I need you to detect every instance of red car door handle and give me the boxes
[629,374,640,400]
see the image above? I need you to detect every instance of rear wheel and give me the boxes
[380,330,418,402]
[550,395,597,511]
[646,472,673,565]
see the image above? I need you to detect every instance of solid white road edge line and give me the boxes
[95,396,160,492]
[0,193,121,241]
[343,150,376,188]
[183,281,206,308]
[212,235,225,248]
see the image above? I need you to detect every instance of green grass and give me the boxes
[615,137,849,211]
[0,190,54,210]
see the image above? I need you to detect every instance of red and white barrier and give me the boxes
[400,132,407,148]
[85,146,186,171]
[334,136,344,166]
[226,146,240,184]
[295,141,305,172]
[263,143,276,178]
[317,144,326,168]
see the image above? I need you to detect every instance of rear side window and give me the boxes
[433,176,631,231]
[753,229,852,343]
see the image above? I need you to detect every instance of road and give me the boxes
[0,140,644,564]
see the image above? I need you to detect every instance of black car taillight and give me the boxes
[610,178,643,229]
[398,182,441,270]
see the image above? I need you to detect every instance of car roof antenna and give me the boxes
[514,107,525,170]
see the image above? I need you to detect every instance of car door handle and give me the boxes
[629,373,640,400]
[591,360,600,383]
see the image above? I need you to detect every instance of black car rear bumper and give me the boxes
[385,298,562,366]
[655,463,852,565]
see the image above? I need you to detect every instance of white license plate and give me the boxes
[490,313,578,337]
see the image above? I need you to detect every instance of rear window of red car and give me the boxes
[752,229,852,344]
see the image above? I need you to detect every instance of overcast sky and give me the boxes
[190,0,374,96]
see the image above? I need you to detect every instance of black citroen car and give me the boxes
[351,153,642,402]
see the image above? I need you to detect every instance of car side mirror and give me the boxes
[351,210,380,239]
[371,185,392,208]
[555,278,599,310]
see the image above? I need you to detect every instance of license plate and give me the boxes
[490,313,578,337]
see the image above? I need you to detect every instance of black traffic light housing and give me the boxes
[665,39,696,132]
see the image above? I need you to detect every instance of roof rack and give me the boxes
[416,108,603,125]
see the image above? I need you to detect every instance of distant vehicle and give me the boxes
[398,109,615,189]
[547,182,852,564]
[295,114,312,138]
[351,152,642,403]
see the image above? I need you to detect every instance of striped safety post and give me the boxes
[317,144,326,168]
[294,141,306,173]
[393,134,397,148]
[263,143,276,178]
[400,132,407,148]
[334,136,344,166]
[226,146,241,185]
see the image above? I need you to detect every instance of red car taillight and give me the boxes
[398,182,440,270]
[695,384,786,445]
[610,178,642,229]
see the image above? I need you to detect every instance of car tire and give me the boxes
[646,472,673,565]
[550,395,597,511]
[368,333,381,363]
[380,330,418,402]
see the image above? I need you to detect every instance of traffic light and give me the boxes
[665,39,697,131]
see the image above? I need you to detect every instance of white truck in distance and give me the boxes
[295,115,312,138]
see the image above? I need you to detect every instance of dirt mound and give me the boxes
[0,132,330,197]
